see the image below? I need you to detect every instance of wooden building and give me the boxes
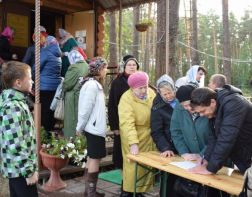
[0,0,156,60]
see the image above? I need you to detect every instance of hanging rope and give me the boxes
[34,0,42,169]
[177,40,252,63]
[35,0,40,104]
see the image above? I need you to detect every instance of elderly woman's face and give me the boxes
[125,60,138,75]
[159,87,175,102]
[132,85,148,99]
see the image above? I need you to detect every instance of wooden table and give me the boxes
[127,151,244,196]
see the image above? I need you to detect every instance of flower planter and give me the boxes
[40,149,69,192]
[135,24,149,32]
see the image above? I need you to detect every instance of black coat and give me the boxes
[205,85,252,174]
[151,93,177,153]
[108,73,129,131]
[108,73,129,168]
[0,36,12,60]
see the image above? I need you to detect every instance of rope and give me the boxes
[35,0,40,104]
[177,41,252,63]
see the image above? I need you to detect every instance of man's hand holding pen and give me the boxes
[188,155,212,175]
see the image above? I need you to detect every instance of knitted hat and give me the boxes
[88,57,107,75]
[123,55,139,70]
[176,85,196,103]
[128,71,149,89]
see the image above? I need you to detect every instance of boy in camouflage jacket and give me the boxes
[0,61,38,197]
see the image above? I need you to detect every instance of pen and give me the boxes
[201,155,204,165]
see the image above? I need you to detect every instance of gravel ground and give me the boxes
[0,176,9,197]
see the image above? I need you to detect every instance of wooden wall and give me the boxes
[65,11,95,58]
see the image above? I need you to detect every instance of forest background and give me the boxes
[103,0,252,95]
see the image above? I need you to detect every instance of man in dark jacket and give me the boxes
[189,85,252,174]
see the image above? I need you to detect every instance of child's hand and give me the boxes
[26,171,38,185]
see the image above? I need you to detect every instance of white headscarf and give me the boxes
[175,65,205,89]
[68,50,84,65]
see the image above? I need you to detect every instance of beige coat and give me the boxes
[119,88,156,193]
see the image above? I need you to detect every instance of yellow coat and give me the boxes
[119,88,156,193]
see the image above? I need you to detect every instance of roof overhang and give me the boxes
[18,0,157,14]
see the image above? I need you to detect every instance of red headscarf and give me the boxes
[76,46,87,60]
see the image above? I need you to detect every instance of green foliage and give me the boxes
[137,19,154,26]
[104,5,252,87]
[41,127,87,166]
[178,9,252,87]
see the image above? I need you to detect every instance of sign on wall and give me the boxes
[7,13,28,47]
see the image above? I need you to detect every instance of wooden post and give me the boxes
[118,0,122,62]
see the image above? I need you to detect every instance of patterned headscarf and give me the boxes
[1,26,14,43]
[88,57,107,76]
[68,50,84,65]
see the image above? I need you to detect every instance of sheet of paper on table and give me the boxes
[170,161,197,170]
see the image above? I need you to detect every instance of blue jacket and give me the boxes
[22,45,35,67]
[33,44,62,91]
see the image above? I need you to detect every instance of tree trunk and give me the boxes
[156,0,166,80]
[191,0,200,65]
[109,12,117,67]
[156,0,180,80]
[222,0,231,83]
[212,25,218,73]
[183,0,192,68]
[169,0,180,78]
[144,3,152,73]
[132,5,140,60]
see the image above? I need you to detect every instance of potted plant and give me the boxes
[40,128,87,192]
[135,19,154,32]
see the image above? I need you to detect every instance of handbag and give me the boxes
[240,163,252,197]
[174,177,203,197]
[54,97,64,120]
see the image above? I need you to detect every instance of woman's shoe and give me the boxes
[120,191,133,197]
[136,193,145,197]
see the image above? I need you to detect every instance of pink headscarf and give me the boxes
[1,26,14,43]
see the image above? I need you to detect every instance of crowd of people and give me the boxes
[1,24,252,197]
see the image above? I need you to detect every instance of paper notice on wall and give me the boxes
[170,161,197,170]
[75,30,86,50]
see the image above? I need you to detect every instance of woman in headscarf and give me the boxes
[62,49,88,137]
[118,71,156,197]
[22,26,48,67]
[34,36,62,137]
[58,28,78,77]
[175,65,207,89]
[76,57,108,197]
[108,55,139,170]
[151,74,179,197]
[0,26,14,61]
